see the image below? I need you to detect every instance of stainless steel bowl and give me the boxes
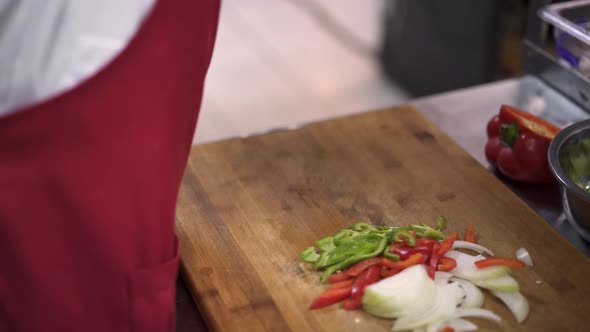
[548,119,590,241]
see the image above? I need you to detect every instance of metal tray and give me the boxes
[541,0,590,45]
[524,0,590,113]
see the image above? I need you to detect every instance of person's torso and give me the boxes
[0,0,219,331]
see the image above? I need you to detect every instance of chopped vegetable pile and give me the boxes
[300,221,445,284]
[559,137,590,193]
[300,218,533,332]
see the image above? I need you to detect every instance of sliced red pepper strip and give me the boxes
[428,242,441,279]
[349,269,370,303]
[367,265,381,281]
[415,238,437,246]
[390,241,407,250]
[326,278,356,291]
[393,229,416,246]
[392,243,434,261]
[380,265,398,278]
[309,286,352,310]
[437,256,457,272]
[345,265,381,310]
[439,236,456,257]
[464,225,476,243]
[327,271,352,283]
[342,298,361,310]
[381,253,425,270]
[448,231,459,242]
[440,327,455,332]
[474,257,525,269]
[344,257,382,277]
[351,265,380,300]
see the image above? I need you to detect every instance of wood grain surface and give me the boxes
[175,105,590,331]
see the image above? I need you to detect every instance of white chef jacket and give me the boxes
[0,0,155,116]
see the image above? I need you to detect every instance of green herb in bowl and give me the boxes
[559,138,590,193]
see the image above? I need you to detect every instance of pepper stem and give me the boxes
[500,122,520,147]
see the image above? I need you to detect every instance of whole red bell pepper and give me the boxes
[485,105,560,183]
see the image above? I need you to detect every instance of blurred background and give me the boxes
[194,0,529,144]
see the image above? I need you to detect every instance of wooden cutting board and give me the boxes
[175,105,590,331]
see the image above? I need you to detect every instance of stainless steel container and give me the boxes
[548,119,590,241]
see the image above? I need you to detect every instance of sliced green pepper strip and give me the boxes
[322,233,383,266]
[333,229,356,246]
[314,251,331,268]
[383,245,400,261]
[376,225,393,231]
[299,247,320,263]
[316,236,336,253]
[319,236,388,283]
[392,229,416,246]
[436,215,447,230]
[376,226,400,240]
[322,242,355,265]
[411,224,444,240]
[349,222,378,233]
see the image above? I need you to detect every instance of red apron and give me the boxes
[0,0,219,331]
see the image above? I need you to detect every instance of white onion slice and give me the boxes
[445,250,509,281]
[454,308,502,323]
[434,271,453,286]
[363,265,436,319]
[449,281,467,305]
[515,247,534,267]
[452,241,494,256]
[491,290,530,323]
[474,275,519,292]
[445,250,484,271]
[450,277,484,308]
[393,283,459,331]
[446,318,478,332]
[424,320,444,332]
